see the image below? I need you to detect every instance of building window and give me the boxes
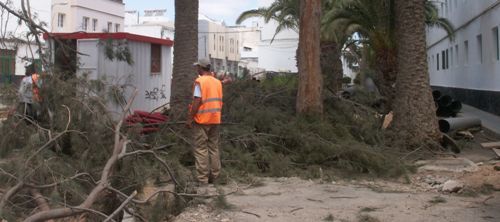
[150,44,162,74]
[437,53,440,70]
[219,36,222,51]
[213,34,216,50]
[477,34,482,64]
[115,24,120,32]
[455,45,459,65]
[464,40,469,65]
[493,27,499,61]
[82,17,89,31]
[230,39,234,53]
[107,22,113,32]
[57,13,65,28]
[0,49,16,76]
[445,49,449,69]
[237,40,239,53]
[441,50,445,70]
[92,19,98,32]
[450,47,453,67]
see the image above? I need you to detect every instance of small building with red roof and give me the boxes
[44,32,173,113]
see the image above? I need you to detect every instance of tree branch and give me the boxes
[25,173,91,189]
[23,90,138,222]
[103,191,137,222]
[119,150,180,187]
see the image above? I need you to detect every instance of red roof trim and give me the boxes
[43,32,173,46]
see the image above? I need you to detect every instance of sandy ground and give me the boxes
[173,144,500,222]
[174,170,500,222]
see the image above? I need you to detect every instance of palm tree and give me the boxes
[324,0,454,111]
[237,0,346,94]
[323,0,397,109]
[425,1,455,38]
[297,0,323,114]
[170,0,199,119]
[392,0,440,143]
[236,0,299,42]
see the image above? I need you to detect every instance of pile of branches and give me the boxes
[214,76,408,180]
[0,74,191,221]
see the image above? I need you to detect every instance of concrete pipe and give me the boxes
[438,117,482,133]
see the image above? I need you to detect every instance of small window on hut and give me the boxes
[151,44,162,74]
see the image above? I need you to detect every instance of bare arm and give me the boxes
[189,97,202,120]
[186,97,201,128]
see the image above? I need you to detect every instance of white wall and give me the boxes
[251,18,299,72]
[52,0,124,32]
[258,39,298,72]
[15,43,41,76]
[427,0,500,91]
[125,25,174,39]
[0,41,41,76]
[77,39,172,113]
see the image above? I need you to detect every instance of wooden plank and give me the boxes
[493,148,500,158]
[480,142,500,149]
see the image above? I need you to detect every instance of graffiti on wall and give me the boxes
[145,84,167,101]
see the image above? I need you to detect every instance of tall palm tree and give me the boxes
[324,0,397,108]
[170,0,199,119]
[297,0,323,114]
[237,0,345,93]
[324,0,454,111]
[392,0,440,143]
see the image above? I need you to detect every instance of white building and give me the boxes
[0,1,49,83]
[237,23,265,77]
[124,9,174,40]
[427,0,500,115]
[45,32,174,113]
[51,0,124,33]
[198,14,241,75]
[0,39,42,84]
[257,20,299,73]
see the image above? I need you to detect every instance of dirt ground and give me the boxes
[174,137,500,222]
[174,173,499,222]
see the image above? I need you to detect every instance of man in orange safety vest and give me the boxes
[186,58,223,189]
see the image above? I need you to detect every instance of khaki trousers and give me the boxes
[192,123,221,184]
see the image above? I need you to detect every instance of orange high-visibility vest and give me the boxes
[193,75,223,124]
[31,73,41,102]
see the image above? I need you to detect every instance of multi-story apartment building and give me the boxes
[51,0,124,33]
[198,14,241,75]
[427,0,500,115]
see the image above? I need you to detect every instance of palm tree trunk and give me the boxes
[296,0,323,115]
[321,40,343,93]
[374,46,397,111]
[170,0,199,120]
[392,0,440,144]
